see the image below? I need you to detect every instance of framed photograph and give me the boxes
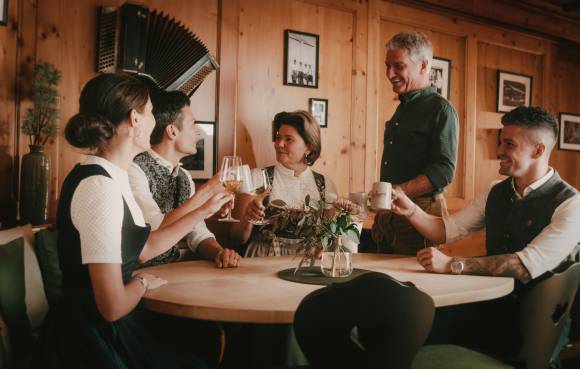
[180,121,216,180]
[0,0,8,26]
[497,71,533,113]
[559,113,580,152]
[309,98,328,128]
[284,29,319,88]
[430,57,451,100]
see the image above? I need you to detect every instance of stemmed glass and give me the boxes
[219,156,242,222]
[248,168,272,226]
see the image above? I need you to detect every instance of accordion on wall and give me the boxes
[96,2,219,96]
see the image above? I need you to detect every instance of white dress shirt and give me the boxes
[269,163,338,207]
[444,169,580,279]
[71,156,146,264]
[128,150,215,252]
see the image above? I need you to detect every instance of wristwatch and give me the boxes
[450,257,464,275]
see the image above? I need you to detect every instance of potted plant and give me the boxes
[19,62,61,225]
[263,195,361,277]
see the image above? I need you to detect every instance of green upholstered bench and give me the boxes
[0,225,60,369]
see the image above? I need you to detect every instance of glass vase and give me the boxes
[320,238,353,278]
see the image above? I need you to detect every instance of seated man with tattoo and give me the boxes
[390,106,580,359]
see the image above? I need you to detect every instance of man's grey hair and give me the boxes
[386,31,433,65]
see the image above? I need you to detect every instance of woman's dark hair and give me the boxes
[272,110,321,166]
[65,73,149,152]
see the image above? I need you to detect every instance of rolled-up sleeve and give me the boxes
[516,195,580,279]
[423,104,458,191]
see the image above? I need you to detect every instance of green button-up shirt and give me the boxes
[380,86,458,194]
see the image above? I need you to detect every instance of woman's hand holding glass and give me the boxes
[218,156,242,222]
[247,168,272,225]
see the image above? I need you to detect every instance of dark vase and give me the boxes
[20,144,50,225]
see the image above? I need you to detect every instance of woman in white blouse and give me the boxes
[34,74,231,369]
[230,110,337,257]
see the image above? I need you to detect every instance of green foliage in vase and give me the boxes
[21,62,62,146]
[261,194,361,256]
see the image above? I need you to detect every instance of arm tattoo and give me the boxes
[463,254,531,281]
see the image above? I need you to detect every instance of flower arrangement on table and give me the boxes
[261,195,361,276]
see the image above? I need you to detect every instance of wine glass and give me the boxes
[248,168,272,226]
[219,156,242,222]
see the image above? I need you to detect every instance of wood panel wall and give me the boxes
[0,0,578,230]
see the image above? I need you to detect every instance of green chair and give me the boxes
[294,271,435,369]
[413,262,580,369]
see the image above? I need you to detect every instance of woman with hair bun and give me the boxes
[34,73,231,369]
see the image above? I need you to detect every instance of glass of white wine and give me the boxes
[248,168,272,226]
[219,156,242,223]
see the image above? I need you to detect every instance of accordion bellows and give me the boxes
[97,2,218,96]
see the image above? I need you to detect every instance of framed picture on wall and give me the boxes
[309,98,328,128]
[0,0,8,26]
[496,71,533,113]
[558,113,580,152]
[284,29,319,88]
[430,57,451,100]
[180,121,217,180]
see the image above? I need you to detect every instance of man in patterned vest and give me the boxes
[128,90,241,268]
[390,105,579,358]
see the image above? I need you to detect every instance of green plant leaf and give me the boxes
[345,228,360,243]
[305,194,310,207]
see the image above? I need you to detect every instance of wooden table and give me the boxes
[142,254,513,324]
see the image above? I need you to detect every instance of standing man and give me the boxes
[129,90,241,268]
[372,31,459,255]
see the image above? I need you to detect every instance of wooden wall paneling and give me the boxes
[0,0,19,226]
[217,0,239,160]
[462,36,478,202]
[549,50,580,189]
[475,42,544,195]
[378,18,467,199]
[235,0,355,196]
[348,1,368,193]
[364,0,381,191]
[379,0,548,56]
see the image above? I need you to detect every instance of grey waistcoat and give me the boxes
[485,171,577,257]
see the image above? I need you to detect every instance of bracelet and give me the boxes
[135,275,149,291]
[406,203,418,218]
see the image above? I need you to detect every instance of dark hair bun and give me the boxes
[65,112,115,149]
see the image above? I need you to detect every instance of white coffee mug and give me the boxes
[370,182,392,210]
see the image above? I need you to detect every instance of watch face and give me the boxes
[451,260,463,274]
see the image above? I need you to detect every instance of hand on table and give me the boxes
[215,248,241,268]
[416,247,452,274]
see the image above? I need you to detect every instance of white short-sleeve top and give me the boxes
[70,156,146,264]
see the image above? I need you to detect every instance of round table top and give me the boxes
[142,253,514,324]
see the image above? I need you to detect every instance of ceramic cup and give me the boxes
[370,181,392,210]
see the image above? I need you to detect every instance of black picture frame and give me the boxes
[284,29,319,88]
[430,57,451,100]
[496,70,533,113]
[0,0,8,26]
[558,112,580,152]
[180,121,217,180]
[309,98,328,128]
